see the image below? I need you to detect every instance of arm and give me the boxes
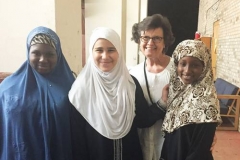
[131,75,166,128]
[70,105,89,160]
[161,84,169,104]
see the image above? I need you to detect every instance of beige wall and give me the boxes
[125,0,148,68]
[85,0,148,68]
[0,0,82,74]
[0,0,55,72]
[55,0,82,74]
[198,0,240,87]
[0,0,147,73]
[85,0,123,60]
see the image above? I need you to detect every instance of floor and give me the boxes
[212,130,240,160]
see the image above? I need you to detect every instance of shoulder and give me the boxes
[129,62,144,73]
[165,57,174,70]
[129,62,144,78]
[130,75,141,89]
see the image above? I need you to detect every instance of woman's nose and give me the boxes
[102,52,107,59]
[184,65,191,73]
[39,55,47,62]
[147,39,154,45]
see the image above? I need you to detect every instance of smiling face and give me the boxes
[92,38,119,72]
[139,28,165,58]
[177,56,204,84]
[29,44,57,75]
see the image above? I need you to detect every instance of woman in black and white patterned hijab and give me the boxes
[161,39,222,160]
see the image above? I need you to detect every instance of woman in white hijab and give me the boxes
[68,27,166,160]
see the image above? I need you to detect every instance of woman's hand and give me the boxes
[161,84,169,103]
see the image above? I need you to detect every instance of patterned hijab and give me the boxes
[68,27,136,139]
[30,33,56,50]
[162,40,222,133]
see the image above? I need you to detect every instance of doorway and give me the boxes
[148,0,200,56]
[211,20,219,80]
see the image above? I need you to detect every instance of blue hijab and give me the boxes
[0,26,75,160]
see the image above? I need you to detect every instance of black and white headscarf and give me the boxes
[162,39,222,133]
[30,33,56,50]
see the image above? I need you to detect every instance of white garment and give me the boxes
[129,59,174,160]
[69,27,136,139]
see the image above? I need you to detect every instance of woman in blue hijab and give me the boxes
[0,26,75,160]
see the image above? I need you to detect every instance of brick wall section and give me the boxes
[198,0,240,87]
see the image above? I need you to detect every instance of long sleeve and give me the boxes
[70,106,90,160]
[131,75,166,128]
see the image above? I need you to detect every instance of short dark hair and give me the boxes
[131,14,175,53]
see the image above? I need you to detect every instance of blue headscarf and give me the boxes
[0,26,75,160]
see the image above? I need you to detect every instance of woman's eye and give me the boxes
[108,49,116,52]
[179,62,185,67]
[143,36,150,40]
[46,53,56,57]
[193,64,201,68]
[153,37,163,41]
[31,51,40,56]
[95,49,102,52]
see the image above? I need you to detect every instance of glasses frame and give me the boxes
[140,36,164,43]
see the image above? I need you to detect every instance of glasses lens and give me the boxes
[152,37,163,43]
[140,36,163,43]
[141,36,149,42]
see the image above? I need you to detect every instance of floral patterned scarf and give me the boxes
[162,39,222,133]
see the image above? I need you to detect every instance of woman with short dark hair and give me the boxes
[130,14,175,160]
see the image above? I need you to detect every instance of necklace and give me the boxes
[144,59,154,104]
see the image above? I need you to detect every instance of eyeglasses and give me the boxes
[140,36,164,43]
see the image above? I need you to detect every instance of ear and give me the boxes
[138,38,141,44]
[162,47,166,54]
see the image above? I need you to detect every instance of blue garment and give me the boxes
[0,26,75,160]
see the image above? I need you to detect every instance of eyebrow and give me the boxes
[108,47,116,49]
[94,47,116,49]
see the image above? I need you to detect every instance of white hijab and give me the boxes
[69,27,136,139]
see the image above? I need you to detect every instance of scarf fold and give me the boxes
[69,27,136,139]
[162,39,222,133]
[0,26,74,159]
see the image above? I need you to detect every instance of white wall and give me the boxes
[85,0,148,67]
[0,0,148,72]
[85,0,123,59]
[125,0,148,68]
[0,0,55,72]
[125,0,141,68]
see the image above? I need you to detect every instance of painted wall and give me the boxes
[55,0,82,74]
[85,0,123,62]
[198,0,240,132]
[85,0,148,68]
[198,0,240,87]
[0,0,147,73]
[0,0,82,74]
[0,0,55,72]
[125,0,148,69]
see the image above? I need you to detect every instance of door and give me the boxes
[211,20,219,80]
